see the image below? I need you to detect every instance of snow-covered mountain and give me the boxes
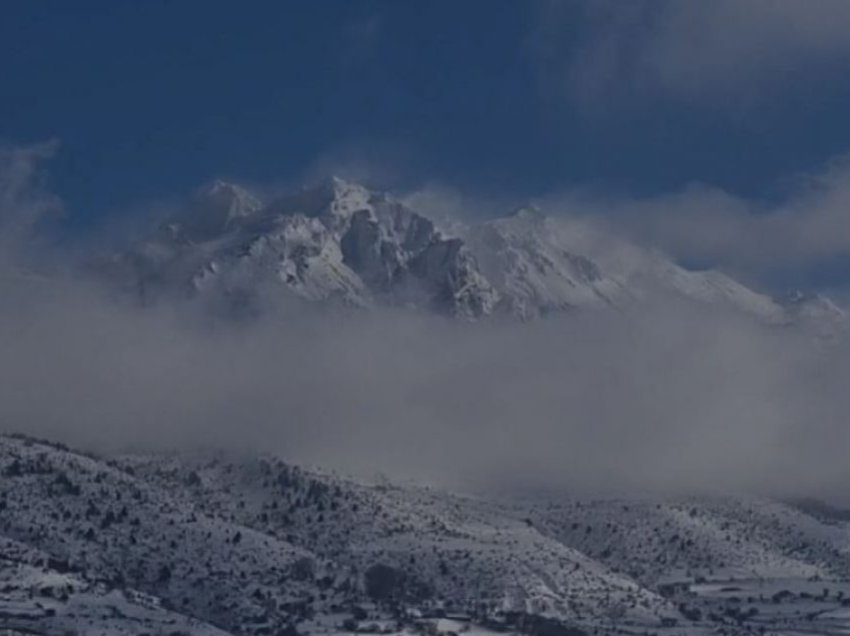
[103,177,498,318]
[4,434,850,636]
[99,177,846,332]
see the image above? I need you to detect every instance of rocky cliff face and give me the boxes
[103,177,498,318]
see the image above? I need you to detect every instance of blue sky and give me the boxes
[5,1,850,290]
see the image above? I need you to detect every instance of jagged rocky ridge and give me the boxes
[4,434,850,636]
[99,177,846,332]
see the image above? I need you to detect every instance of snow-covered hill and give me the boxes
[4,434,850,636]
[98,177,847,332]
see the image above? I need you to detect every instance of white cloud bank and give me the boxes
[535,0,850,109]
[2,144,850,503]
[402,154,850,291]
[531,155,850,288]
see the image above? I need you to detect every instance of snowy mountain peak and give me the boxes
[193,179,263,218]
[327,177,374,222]
[262,176,376,238]
[329,174,368,196]
[159,179,265,242]
[509,204,545,223]
[97,177,848,331]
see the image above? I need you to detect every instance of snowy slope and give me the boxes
[4,435,850,635]
[0,435,320,635]
[465,209,625,319]
[465,209,793,324]
[122,453,671,625]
